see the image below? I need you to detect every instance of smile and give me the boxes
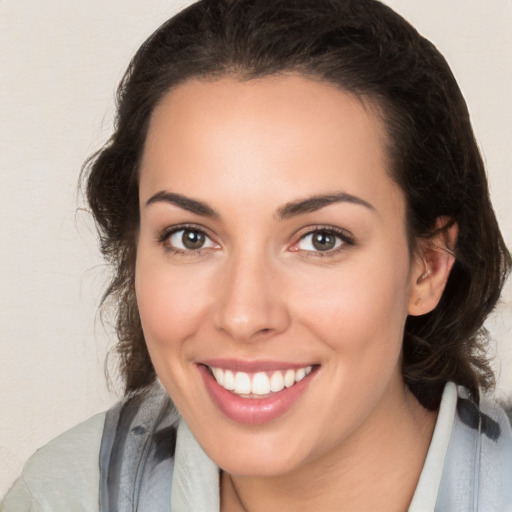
[208,366,314,398]
[198,361,318,425]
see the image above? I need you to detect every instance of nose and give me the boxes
[213,251,291,343]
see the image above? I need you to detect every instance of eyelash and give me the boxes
[291,226,355,258]
[157,224,355,257]
[157,224,219,256]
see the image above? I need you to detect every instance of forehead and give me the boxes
[139,74,403,218]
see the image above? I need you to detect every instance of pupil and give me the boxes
[312,232,335,251]
[182,230,205,249]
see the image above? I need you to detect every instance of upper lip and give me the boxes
[199,358,317,372]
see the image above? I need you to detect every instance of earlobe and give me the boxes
[408,218,458,316]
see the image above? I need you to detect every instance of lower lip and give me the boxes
[198,365,316,425]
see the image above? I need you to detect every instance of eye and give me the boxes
[291,227,353,254]
[164,227,218,252]
[298,230,342,251]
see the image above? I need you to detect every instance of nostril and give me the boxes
[255,327,274,337]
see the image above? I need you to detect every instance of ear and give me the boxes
[408,217,458,316]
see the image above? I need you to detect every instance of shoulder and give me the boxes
[472,390,512,507]
[99,384,179,511]
[1,412,106,512]
[476,390,512,473]
[437,386,512,510]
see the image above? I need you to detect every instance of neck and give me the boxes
[221,384,437,512]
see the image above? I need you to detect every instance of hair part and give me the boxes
[83,0,511,408]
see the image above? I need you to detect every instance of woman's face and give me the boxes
[136,74,425,476]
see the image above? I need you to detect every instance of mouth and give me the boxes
[207,365,314,398]
[197,361,319,425]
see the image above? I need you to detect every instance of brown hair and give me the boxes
[83,0,511,409]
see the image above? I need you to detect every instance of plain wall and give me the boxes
[1,0,511,496]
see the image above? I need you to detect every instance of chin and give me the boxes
[218,454,302,478]
[201,426,314,478]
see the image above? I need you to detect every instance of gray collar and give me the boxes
[170,419,219,512]
[99,382,512,512]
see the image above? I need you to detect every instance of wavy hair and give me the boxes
[83,0,511,409]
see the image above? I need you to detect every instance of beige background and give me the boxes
[1,0,511,496]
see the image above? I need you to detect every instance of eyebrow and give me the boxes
[145,191,219,218]
[277,192,375,220]
[145,190,375,220]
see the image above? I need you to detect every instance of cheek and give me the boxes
[134,254,212,354]
[293,249,412,357]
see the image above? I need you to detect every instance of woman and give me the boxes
[3,0,511,510]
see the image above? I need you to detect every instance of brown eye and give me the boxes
[167,228,217,251]
[182,229,205,249]
[295,229,347,253]
[311,231,337,251]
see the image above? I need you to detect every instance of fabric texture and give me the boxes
[98,385,179,511]
[2,382,511,511]
[435,386,512,511]
[1,412,105,512]
[408,382,457,511]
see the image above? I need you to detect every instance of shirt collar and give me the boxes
[408,381,457,511]
[170,382,458,512]
[171,418,220,512]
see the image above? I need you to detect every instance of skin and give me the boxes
[135,74,455,511]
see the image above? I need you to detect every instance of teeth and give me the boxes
[212,367,224,386]
[224,370,235,391]
[284,369,295,388]
[270,371,285,392]
[295,368,306,382]
[209,365,314,397]
[252,372,270,395]
[234,372,251,394]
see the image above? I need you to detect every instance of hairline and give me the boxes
[136,69,417,251]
